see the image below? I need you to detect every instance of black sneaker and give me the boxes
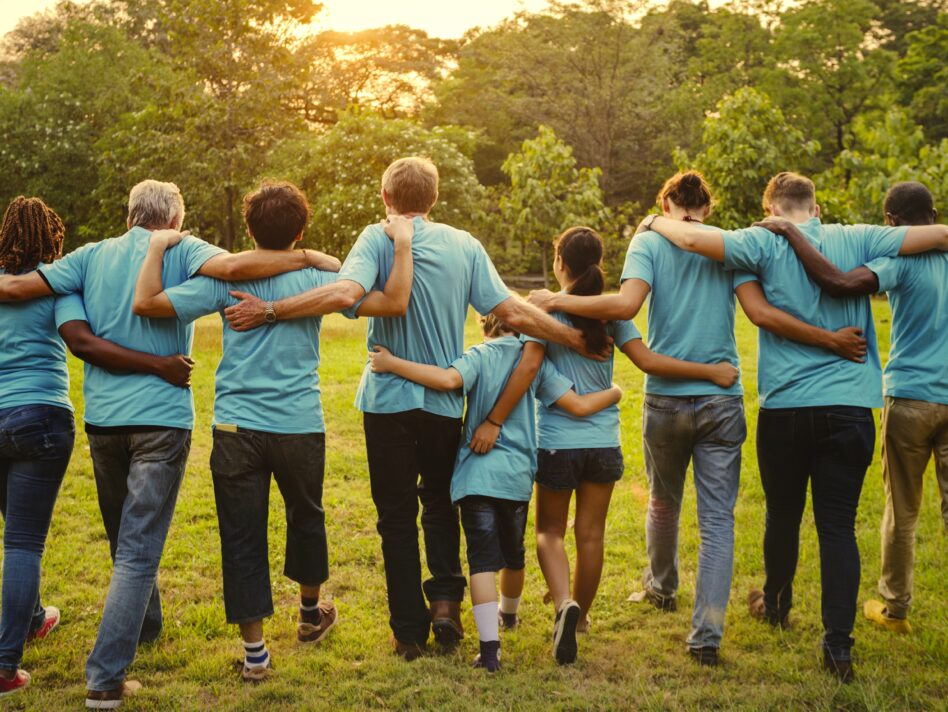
[552,599,581,665]
[688,646,719,667]
[498,611,519,631]
[473,640,501,673]
[822,650,855,683]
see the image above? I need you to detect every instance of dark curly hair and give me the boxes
[0,196,65,274]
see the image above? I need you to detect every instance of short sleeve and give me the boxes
[469,240,511,315]
[178,236,227,278]
[165,276,230,324]
[449,345,483,394]
[53,292,89,327]
[621,234,654,285]
[731,270,758,289]
[522,333,547,348]
[38,243,95,295]
[845,224,908,263]
[338,228,382,295]
[535,360,573,407]
[722,227,771,274]
[610,319,642,349]
[865,256,902,293]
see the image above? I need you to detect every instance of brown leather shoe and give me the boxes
[430,600,463,648]
[823,651,855,684]
[391,636,425,662]
[748,589,790,629]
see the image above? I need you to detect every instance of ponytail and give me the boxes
[555,227,609,355]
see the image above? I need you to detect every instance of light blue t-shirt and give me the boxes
[0,267,88,412]
[623,229,752,397]
[524,312,639,449]
[340,217,511,418]
[38,227,225,428]
[165,269,339,434]
[866,252,948,405]
[449,336,572,503]
[721,218,907,409]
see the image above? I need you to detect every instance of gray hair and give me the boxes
[127,180,185,229]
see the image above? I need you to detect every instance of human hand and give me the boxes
[710,362,740,388]
[304,250,342,273]
[157,355,194,388]
[527,289,558,313]
[224,291,268,332]
[382,215,414,245]
[830,326,867,363]
[369,345,396,373]
[607,383,623,404]
[149,229,190,249]
[753,217,795,238]
[469,420,501,454]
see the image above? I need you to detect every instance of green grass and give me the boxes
[7,300,947,711]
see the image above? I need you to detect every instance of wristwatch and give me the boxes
[642,213,660,232]
[264,302,277,324]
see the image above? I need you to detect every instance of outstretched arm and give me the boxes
[621,339,739,388]
[735,281,867,362]
[59,321,193,387]
[645,216,726,262]
[491,296,605,360]
[899,224,948,255]
[755,217,879,297]
[467,341,546,455]
[0,272,53,301]
[554,384,623,417]
[368,345,462,391]
[197,245,339,281]
[528,278,650,321]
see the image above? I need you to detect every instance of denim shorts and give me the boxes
[536,447,625,491]
[458,496,528,576]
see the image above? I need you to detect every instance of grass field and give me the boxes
[6,300,947,711]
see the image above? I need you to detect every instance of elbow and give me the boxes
[132,299,149,317]
[389,296,409,317]
[65,334,94,362]
[336,291,360,311]
[743,307,767,328]
[617,303,637,321]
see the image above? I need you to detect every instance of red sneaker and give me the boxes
[27,606,60,642]
[0,669,31,697]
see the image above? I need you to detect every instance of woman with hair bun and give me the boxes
[479,224,737,666]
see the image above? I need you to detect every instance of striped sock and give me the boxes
[243,639,270,669]
[300,597,322,625]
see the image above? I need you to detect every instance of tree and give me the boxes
[817,108,948,224]
[897,14,948,142]
[677,88,819,228]
[263,110,487,257]
[499,126,606,285]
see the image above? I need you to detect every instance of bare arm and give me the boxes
[899,224,948,255]
[58,320,194,387]
[355,216,414,317]
[528,278,650,321]
[0,272,53,301]
[646,215,726,262]
[468,341,546,455]
[554,384,623,417]
[754,217,879,297]
[132,231,182,317]
[368,345,462,391]
[197,246,338,281]
[620,339,739,388]
[735,281,867,362]
[491,296,600,359]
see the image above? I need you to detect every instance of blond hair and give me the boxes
[381,157,439,214]
[762,172,816,214]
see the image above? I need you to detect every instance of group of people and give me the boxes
[0,155,944,707]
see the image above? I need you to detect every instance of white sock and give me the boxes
[243,639,270,669]
[472,602,500,642]
[499,595,521,615]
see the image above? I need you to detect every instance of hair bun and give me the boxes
[681,172,701,187]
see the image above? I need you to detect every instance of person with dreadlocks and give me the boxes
[0,180,340,708]
[0,196,198,699]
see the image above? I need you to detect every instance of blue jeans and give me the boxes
[84,428,190,691]
[642,395,745,649]
[458,496,529,576]
[757,406,875,660]
[0,405,75,671]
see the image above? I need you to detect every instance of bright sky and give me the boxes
[0,0,555,39]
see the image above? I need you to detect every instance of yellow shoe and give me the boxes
[864,600,912,633]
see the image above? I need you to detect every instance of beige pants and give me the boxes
[878,397,948,618]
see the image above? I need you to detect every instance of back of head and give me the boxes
[883,181,935,226]
[243,180,310,250]
[555,226,609,354]
[762,172,816,216]
[381,157,439,215]
[658,170,713,213]
[480,312,517,339]
[0,196,65,274]
[128,179,185,230]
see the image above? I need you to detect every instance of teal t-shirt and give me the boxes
[38,227,225,428]
[866,252,948,405]
[0,267,87,412]
[340,217,511,419]
[623,228,752,397]
[524,313,639,449]
[721,218,907,409]
[449,336,572,503]
[165,269,339,434]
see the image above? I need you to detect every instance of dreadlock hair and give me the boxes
[0,196,65,275]
[555,226,609,355]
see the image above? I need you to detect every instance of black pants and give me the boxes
[210,428,328,624]
[757,406,875,659]
[364,410,466,645]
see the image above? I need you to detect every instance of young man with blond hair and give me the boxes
[640,171,948,682]
[225,157,596,659]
